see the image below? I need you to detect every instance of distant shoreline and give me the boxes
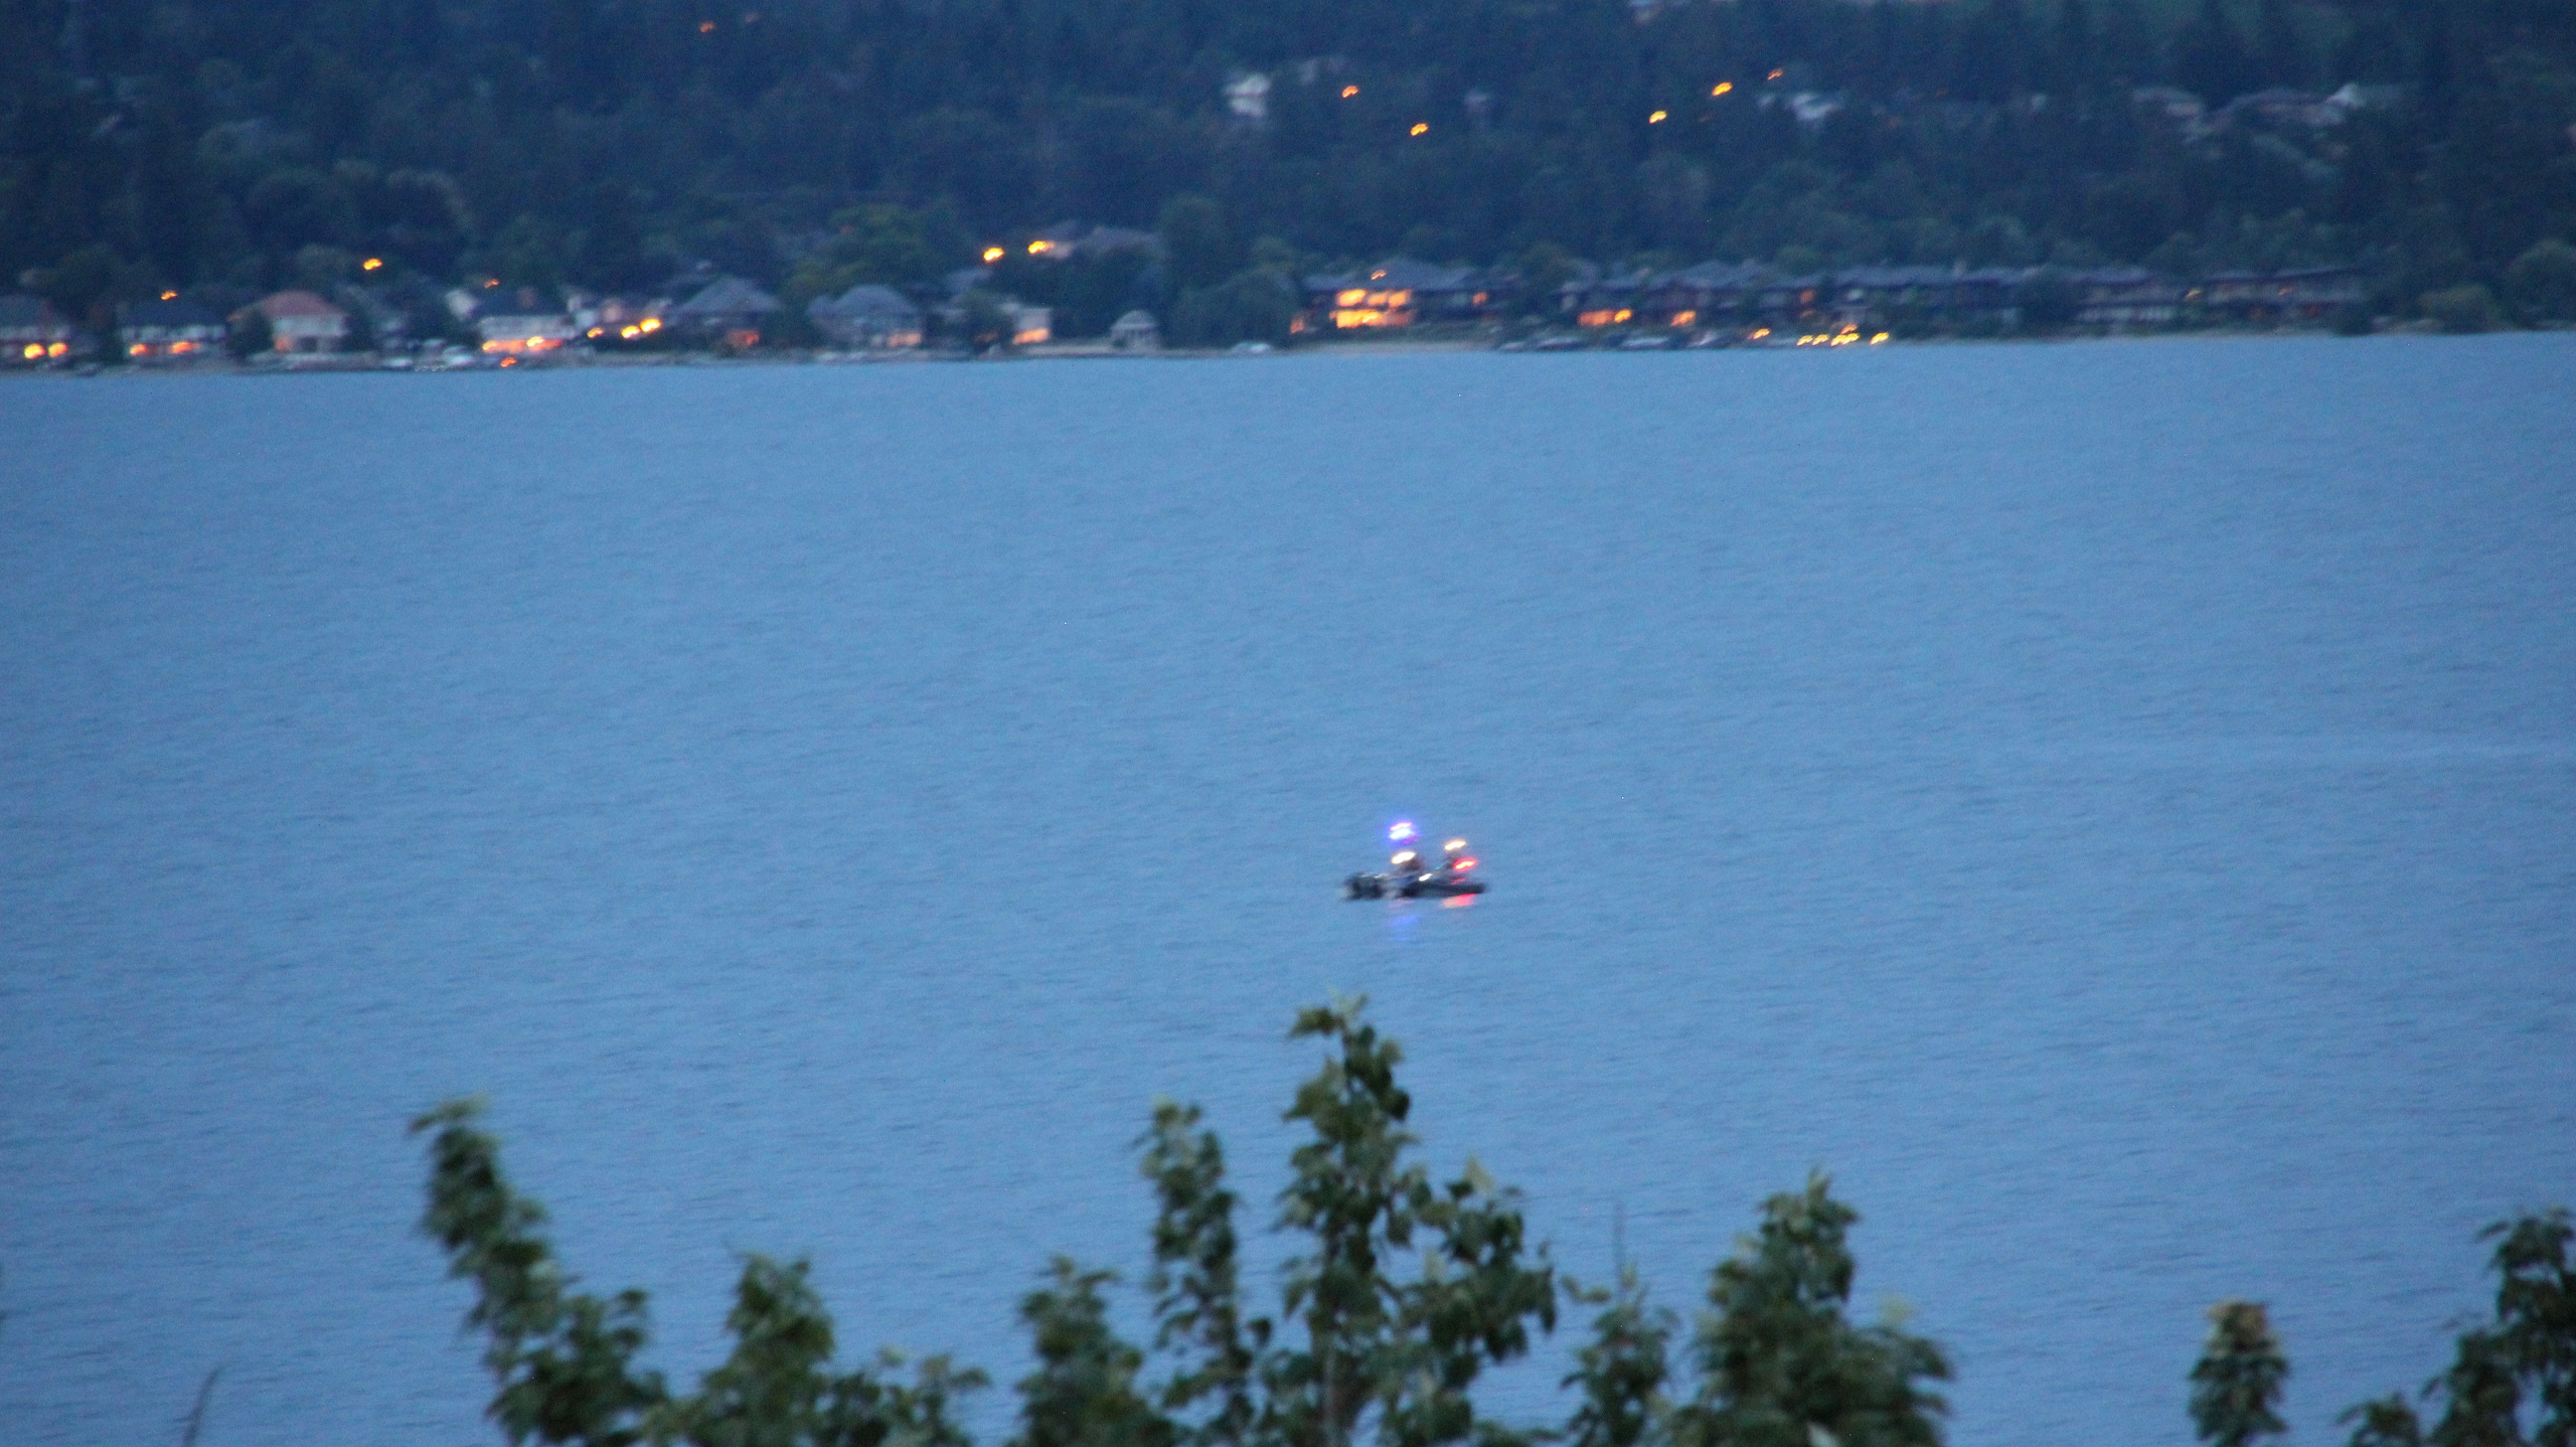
[10,321,2559,379]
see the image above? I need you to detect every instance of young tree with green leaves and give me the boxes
[1272,998,1557,1447]
[413,1099,985,1447]
[652,1255,843,1447]
[2191,1302,2290,1447]
[1141,1100,1266,1447]
[2342,1209,2576,1447]
[1561,1267,1676,1447]
[411,1099,667,1447]
[1009,1258,1172,1447]
[1671,1174,1950,1447]
[414,1005,1962,1447]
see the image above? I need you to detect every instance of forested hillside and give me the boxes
[6,0,2574,327]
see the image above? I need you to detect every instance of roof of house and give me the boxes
[1831,264,1962,289]
[120,299,225,329]
[672,276,780,318]
[255,289,347,320]
[1661,260,1771,289]
[1358,257,1478,292]
[0,295,64,328]
[1112,309,1159,329]
[820,283,921,318]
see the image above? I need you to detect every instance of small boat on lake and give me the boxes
[1345,822,1486,898]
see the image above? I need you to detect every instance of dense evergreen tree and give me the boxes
[6,0,2572,329]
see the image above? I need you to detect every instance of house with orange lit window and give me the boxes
[117,299,226,360]
[1301,257,1500,331]
[1641,261,1769,327]
[1554,266,1649,327]
[2,295,80,363]
[466,286,575,355]
[668,275,780,349]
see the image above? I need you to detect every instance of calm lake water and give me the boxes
[4,338,2572,1447]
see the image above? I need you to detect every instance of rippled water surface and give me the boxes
[5,338,2573,1447]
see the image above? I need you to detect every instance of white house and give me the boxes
[1110,309,1161,350]
[245,290,350,353]
[464,285,571,354]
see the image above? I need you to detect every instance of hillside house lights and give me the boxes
[1342,85,1359,97]
[1649,109,1667,122]
[1409,121,1429,135]
[1712,81,1732,95]
[363,257,383,270]
[982,245,1006,262]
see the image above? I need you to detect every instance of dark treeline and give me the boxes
[11,0,2573,329]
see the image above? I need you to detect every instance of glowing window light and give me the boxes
[1409,121,1429,135]
[982,245,1006,263]
[1389,822,1418,843]
[1337,289,1367,307]
[1870,332,1890,344]
[46,342,66,357]
[362,257,383,270]
[160,290,178,300]
[1027,239,1053,254]
[699,19,716,31]
[1670,309,1697,326]
[130,343,148,356]
[1712,81,1732,95]
[1649,109,1667,123]
[1342,84,1360,98]
[22,343,43,360]
[1768,68,1784,80]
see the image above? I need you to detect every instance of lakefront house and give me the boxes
[807,285,923,349]
[242,290,350,352]
[117,299,228,360]
[1,295,79,363]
